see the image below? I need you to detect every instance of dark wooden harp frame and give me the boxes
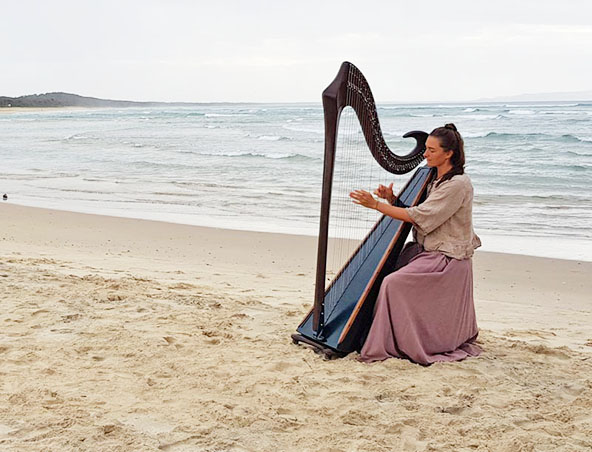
[292,61,434,358]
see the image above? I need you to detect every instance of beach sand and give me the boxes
[1,203,591,451]
[0,107,88,114]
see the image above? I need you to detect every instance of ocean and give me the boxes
[1,103,591,261]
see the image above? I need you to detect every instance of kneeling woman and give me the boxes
[349,123,481,365]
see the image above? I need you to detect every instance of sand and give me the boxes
[1,203,591,451]
[0,107,88,114]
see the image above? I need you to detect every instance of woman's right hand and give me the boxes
[374,183,395,203]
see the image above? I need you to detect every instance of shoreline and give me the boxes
[1,202,592,450]
[0,106,91,114]
[2,199,591,263]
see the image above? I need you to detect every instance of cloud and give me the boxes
[1,1,591,102]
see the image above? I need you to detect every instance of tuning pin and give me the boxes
[2,194,7,201]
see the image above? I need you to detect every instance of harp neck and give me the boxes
[323,61,425,174]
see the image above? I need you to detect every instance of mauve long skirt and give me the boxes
[359,245,481,365]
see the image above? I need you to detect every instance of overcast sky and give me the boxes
[2,0,591,103]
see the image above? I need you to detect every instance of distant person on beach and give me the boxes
[349,123,482,365]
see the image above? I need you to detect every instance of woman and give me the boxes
[349,123,481,365]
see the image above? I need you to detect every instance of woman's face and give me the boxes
[424,135,453,168]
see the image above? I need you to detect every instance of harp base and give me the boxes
[291,333,346,360]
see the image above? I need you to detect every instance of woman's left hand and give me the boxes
[349,189,378,209]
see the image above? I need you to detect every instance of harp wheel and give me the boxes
[322,349,345,360]
[291,333,345,360]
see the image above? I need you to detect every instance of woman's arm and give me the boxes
[349,189,413,223]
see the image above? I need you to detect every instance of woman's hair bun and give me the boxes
[444,123,457,131]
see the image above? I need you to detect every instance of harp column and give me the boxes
[312,79,345,335]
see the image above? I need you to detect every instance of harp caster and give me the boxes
[322,349,345,360]
[291,333,345,360]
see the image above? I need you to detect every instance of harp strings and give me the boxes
[324,67,391,321]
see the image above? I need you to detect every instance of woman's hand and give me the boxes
[350,188,413,223]
[349,189,379,209]
[374,183,395,203]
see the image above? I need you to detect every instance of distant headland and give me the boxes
[0,92,204,108]
[2,91,591,108]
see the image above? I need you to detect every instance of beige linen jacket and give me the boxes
[406,174,481,259]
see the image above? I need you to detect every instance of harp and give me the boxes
[291,62,434,358]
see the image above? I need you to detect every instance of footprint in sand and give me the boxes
[525,343,570,359]
[266,361,295,372]
[168,282,195,290]
[62,314,81,323]
[31,309,50,316]
[102,424,117,434]
[162,336,183,348]
[438,404,468,415]
[339,408,377,426]
[508,329,557,339]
